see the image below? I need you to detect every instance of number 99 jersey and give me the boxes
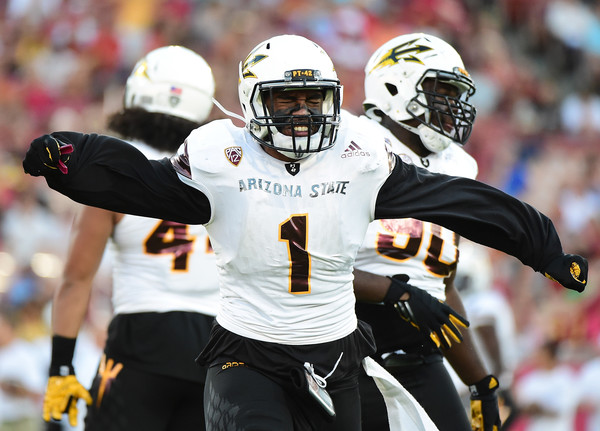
[354,119,478,301]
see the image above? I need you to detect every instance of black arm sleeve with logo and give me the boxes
[375,154,562,272]
[44,131,211,225]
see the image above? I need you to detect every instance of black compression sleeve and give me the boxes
[44,132,211,224]
[375,154,563,272]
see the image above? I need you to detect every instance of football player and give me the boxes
[352,32,502,431]
[42,46,219,430]
[24,34,587,431]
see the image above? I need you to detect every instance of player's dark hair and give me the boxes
[107,108,201,153]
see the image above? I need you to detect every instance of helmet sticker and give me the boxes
[370,39,433,73]
[242,54,267,79]
[454,66,471,78]
[287,69,317,81]
[132,60,149,79]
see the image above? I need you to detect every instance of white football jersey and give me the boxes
[109,141,220,316]
[462,289,518,379]
[354,116,478,300]
[174,114,394,344]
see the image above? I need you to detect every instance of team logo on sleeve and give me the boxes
[225,146,243,166]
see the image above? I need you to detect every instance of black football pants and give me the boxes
[84,362,205,431]
[204,364,361,431]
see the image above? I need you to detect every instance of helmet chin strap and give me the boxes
[212,97,245,123]
[397,121,452,153]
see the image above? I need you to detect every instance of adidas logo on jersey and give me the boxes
[341,141,370,158]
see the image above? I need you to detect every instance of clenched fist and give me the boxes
[23,134,73,176]
[543,253,587,292]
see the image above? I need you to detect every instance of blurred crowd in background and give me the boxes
[0,0,599,430]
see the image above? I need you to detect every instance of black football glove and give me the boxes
[383,274,469,349]
[543,253,587,292]
[23,134,73,176]
[469,375,501,431]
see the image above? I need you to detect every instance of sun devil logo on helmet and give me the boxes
[370,39,433,72]
[242,54,267,79]
[133,60,149,79]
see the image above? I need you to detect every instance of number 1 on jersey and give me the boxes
[279,214,311,294]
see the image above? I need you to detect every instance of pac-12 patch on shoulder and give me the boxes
[225,146,243,166]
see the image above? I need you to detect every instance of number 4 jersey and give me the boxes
[109,141,220,316]
[354,119,478,301]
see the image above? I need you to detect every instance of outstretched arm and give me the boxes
[375,155,587,292]
[23,132,211,224]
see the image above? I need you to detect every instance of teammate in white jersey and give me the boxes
[23,35,587,431]
[41,46,219,431]
[453,240,520,429]
[352,34,502,431]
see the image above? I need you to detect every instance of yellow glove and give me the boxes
[469,375,501,431]
[43,375,93,427]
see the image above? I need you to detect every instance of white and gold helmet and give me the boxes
[238,35,342,160]
[364,33,476,152]
[124,45,215,124]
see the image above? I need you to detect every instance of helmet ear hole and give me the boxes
[385,83,398,96]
